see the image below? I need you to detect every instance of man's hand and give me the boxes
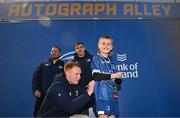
[34,90,41,98]
[87,80,95,96]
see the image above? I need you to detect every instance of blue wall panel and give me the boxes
[0,20,180,116]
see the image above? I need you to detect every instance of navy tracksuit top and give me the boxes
[32,58,64,96]
[38,74,92,117]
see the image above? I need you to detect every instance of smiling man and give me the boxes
[32,45,64,117]
[38,61,95,117]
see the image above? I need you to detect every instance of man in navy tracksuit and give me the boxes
[32,46,64,117]
[38,61,95,117]
[73,42,93,90]
[72,42,95,115]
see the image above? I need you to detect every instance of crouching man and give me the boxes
[38,61,95,117]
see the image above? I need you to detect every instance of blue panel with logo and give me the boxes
[0,20,180,116]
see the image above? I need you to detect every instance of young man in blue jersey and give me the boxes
[91,35,122,118]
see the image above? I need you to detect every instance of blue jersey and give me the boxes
[91,54,120,116]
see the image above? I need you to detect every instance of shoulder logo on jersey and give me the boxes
[75,90,79,96]
[69,92,72,96]
[58,65,63,69]
[86,58,91,62]
[45,63,49,66]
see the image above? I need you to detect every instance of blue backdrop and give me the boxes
[0,20,180,116]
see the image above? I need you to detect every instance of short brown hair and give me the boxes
[74,42,84,49]
[64,61,81,72]
[52,45,61,52]
[99,35,112,41]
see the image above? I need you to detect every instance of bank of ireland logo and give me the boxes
[60,51,74,62]
[116,53,139,79]
[117,54,127,62]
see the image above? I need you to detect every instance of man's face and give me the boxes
[51,47,60,59]
[68,66,81,85]
[75,44,85,57]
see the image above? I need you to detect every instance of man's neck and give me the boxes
[53,59,59,64]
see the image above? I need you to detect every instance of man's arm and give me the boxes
[52,81,95,114]
[32,63,42,95]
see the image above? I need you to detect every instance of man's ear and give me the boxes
[65,70,70,76]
